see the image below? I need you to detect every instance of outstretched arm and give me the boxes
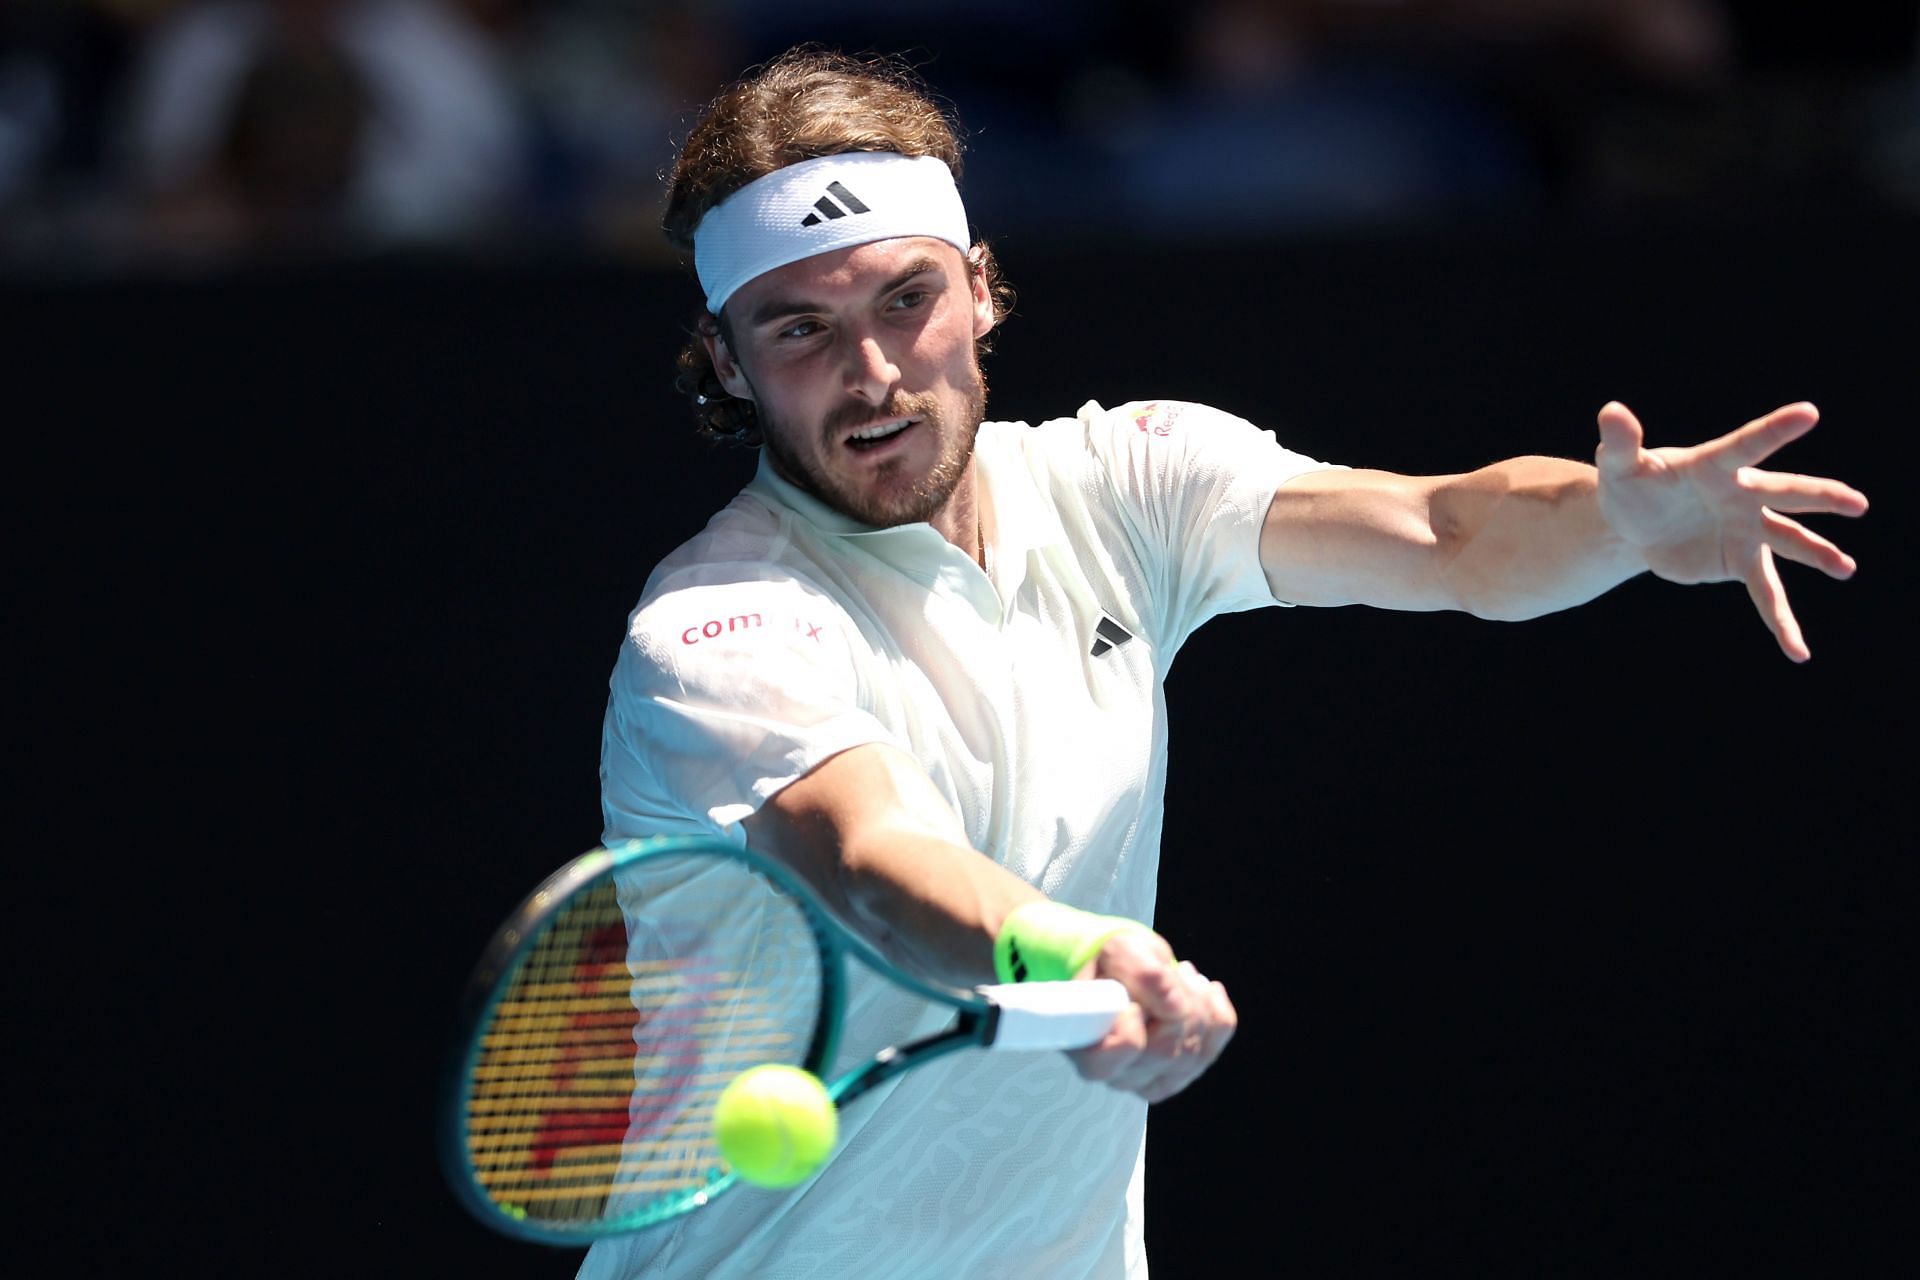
[1259,400,1867,659]
[742,742,1236,1103]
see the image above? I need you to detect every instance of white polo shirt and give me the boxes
[588,399,1335,1280]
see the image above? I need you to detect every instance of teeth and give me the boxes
[850,419,911,442]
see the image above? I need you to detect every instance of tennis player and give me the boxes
[586,48,1865,1280]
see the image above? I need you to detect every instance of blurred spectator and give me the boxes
[691,1,1173,240]
[1,0,1915,268]
[1867,33,1920,208]
[1566,0,1920,214]
[493,0,741,257]
[0,51,59,213]
[119,0,527,255]
[686,0,1744,235]
[0,0,160,233]
[1096,0,1738,233]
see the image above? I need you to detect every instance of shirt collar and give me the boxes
[744,425,1070,618]
[747,449,875,536]
[746,449,995,616]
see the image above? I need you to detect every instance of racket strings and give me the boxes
[462,855,824,1227]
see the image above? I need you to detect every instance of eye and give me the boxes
[777,319,824,340]
[889,289,928,311]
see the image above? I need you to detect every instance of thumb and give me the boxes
[1094,931,1185,1019]
[1595,401,1645,477]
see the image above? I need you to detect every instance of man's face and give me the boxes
[707,237,995,528]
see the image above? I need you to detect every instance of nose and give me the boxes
[841,330,901,405]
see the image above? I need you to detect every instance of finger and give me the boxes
[1742,545,1809,662]
[1085,962,1234,1101]
[1175,959,1209,1000]
[1705,402,1819,472]
[1095,1005,1151,1059]
[1182,982,1244,1090]
[1735,468,1869,516]
[1136,1044,1210,1104]
[1594,401,1645,478]
[1136,1021,1234,1104]
[1140,1075,1195,1105]
[1197,979,1236,1064]
[1067,1005,1149,1086]
[1139,969,1237,1103]
[1134,982,1202,1064]
[1762,510,1857,578]
[1094,930,1188,1018]
[1185,974,1236,1066]
[1113,986,1209,1103]
[1170,962,1213,1055]
[1126,955,1197,1024]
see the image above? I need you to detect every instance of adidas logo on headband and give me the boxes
[800,182,871,227]
[694,153,971,314]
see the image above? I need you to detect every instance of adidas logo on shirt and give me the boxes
[800,182,871,227]
[1091,615,1133,658]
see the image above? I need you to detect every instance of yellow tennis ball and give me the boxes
[713,1064,838,1189]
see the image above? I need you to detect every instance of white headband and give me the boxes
[693,152,971,316]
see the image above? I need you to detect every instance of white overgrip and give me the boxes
[980,979,1130,1051]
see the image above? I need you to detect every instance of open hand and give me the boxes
[1595,401,1867,661]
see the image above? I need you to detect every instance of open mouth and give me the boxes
[845,418,918,452]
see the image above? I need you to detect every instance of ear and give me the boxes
[969,256,995,340]
[703,323,755,402]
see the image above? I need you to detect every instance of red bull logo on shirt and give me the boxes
[1131,402,1177,437]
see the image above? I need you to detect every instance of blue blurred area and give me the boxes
[1,0,1916,269]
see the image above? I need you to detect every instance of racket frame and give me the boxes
[437,835,1009,1245]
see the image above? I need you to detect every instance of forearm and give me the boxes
[834,825,1043,987]
[745,750,1233,1105]
[741,744,1043,989]
[1432,456,1648,620]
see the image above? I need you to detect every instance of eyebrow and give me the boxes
[746,256,945,328]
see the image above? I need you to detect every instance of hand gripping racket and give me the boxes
[437,835,1130,1245]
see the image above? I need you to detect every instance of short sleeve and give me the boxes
[600,575,895,842]
[1076,399,1341,641]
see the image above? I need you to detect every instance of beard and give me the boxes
[759,358,988,529]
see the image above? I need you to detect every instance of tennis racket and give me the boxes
[437,834,1131,1245]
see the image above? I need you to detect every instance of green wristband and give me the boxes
[993,901,1150,984]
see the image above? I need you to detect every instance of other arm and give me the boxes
[1260,401,1867,659]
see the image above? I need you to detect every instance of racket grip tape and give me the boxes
[993,900,1151,985]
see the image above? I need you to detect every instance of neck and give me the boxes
[928,458,985,569]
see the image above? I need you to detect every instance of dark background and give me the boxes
[7,2,1917,1275]
[14,211,1913,1276]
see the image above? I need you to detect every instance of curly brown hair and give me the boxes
[664,48,1014,447]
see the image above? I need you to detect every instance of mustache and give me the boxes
[822,392,938,440]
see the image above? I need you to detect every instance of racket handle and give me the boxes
[979,978,1130,1050]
